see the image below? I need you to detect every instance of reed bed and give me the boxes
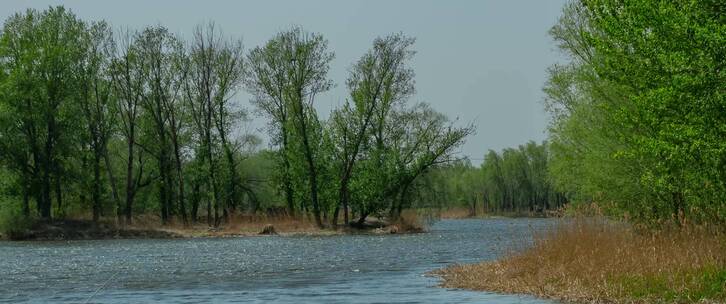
[434,218,726,303]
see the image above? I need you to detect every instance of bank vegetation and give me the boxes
[435,0,726,302]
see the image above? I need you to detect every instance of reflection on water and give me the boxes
[0,219,556,303]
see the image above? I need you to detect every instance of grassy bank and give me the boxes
[433,219,726,303]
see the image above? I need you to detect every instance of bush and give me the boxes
[392,209,432,233]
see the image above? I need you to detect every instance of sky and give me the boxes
[1,0,568,164]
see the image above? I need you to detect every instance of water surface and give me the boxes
[1,219,556,303]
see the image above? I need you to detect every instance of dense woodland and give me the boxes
[414,142,565,216]
[0,6,473,229]
[543,0,725,227]
[1,0,724,233]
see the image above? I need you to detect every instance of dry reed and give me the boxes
[438,207,476,219]
[126,213,326,237]
[434,218,726,303]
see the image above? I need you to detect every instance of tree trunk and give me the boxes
[281,131,295,217]
[357,212,369,226]
[159,152,169,225]
[332,201,341,228]
[191,182,200,224]
[206,193,212,227]
[343,194,349,226]
[207,143,221,228]
[40,115,55,220]
[125,128,135,225]
[54,174,62,218]
[103,151,122,224]
[22,181,29,217]
[41,160,52,219]
[174,146,187,225]
[297,116,322,227]
[220,133,239,220]
[92,149,102,223]
[396,184,410,218]
[305,154,322,228]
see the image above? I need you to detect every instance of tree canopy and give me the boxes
[0,7,473,229]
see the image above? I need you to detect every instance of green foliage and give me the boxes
[245,30,473,226]
[480,142,565,214]
[0,7,474,230]
[411,159,482,212]
[545,0,726,226]
[0,7,90,219]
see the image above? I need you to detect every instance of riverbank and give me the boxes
[433,218,726,304]
[1,212,426,241]
[436,207,560,220]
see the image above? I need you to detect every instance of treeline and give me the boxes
[544,0,725,226]
[417,141,565,216]
[0,6,473,229]
[480,142,566,213]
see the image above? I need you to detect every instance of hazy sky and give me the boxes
[1,0,568,164]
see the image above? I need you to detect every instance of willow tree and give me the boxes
[244,31,295,216]
[0,7,88,219]
[329,33,415,226]
[184,23,245,227]
[244,27,334,227]
[109,30,148,224]
[77,21,118,223]
[135,25,186,225]
[381,103,474,220]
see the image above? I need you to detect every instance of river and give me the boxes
[0,218,556,303]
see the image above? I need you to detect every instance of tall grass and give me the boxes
[434,218,726,303]
[390,209,433,233]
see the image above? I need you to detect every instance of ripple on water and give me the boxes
[0,219,557,303]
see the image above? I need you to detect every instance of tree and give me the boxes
[383,103,474,219]
[329,33,415,226]
[0,7,88,219]
[244,32,296,217]
[77,21,117,223]
[184,23,246,227]
[135,25,185,225]
[244,27,334,228]
[109,30,148,224]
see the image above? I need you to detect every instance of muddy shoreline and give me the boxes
[1,219,420,241]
